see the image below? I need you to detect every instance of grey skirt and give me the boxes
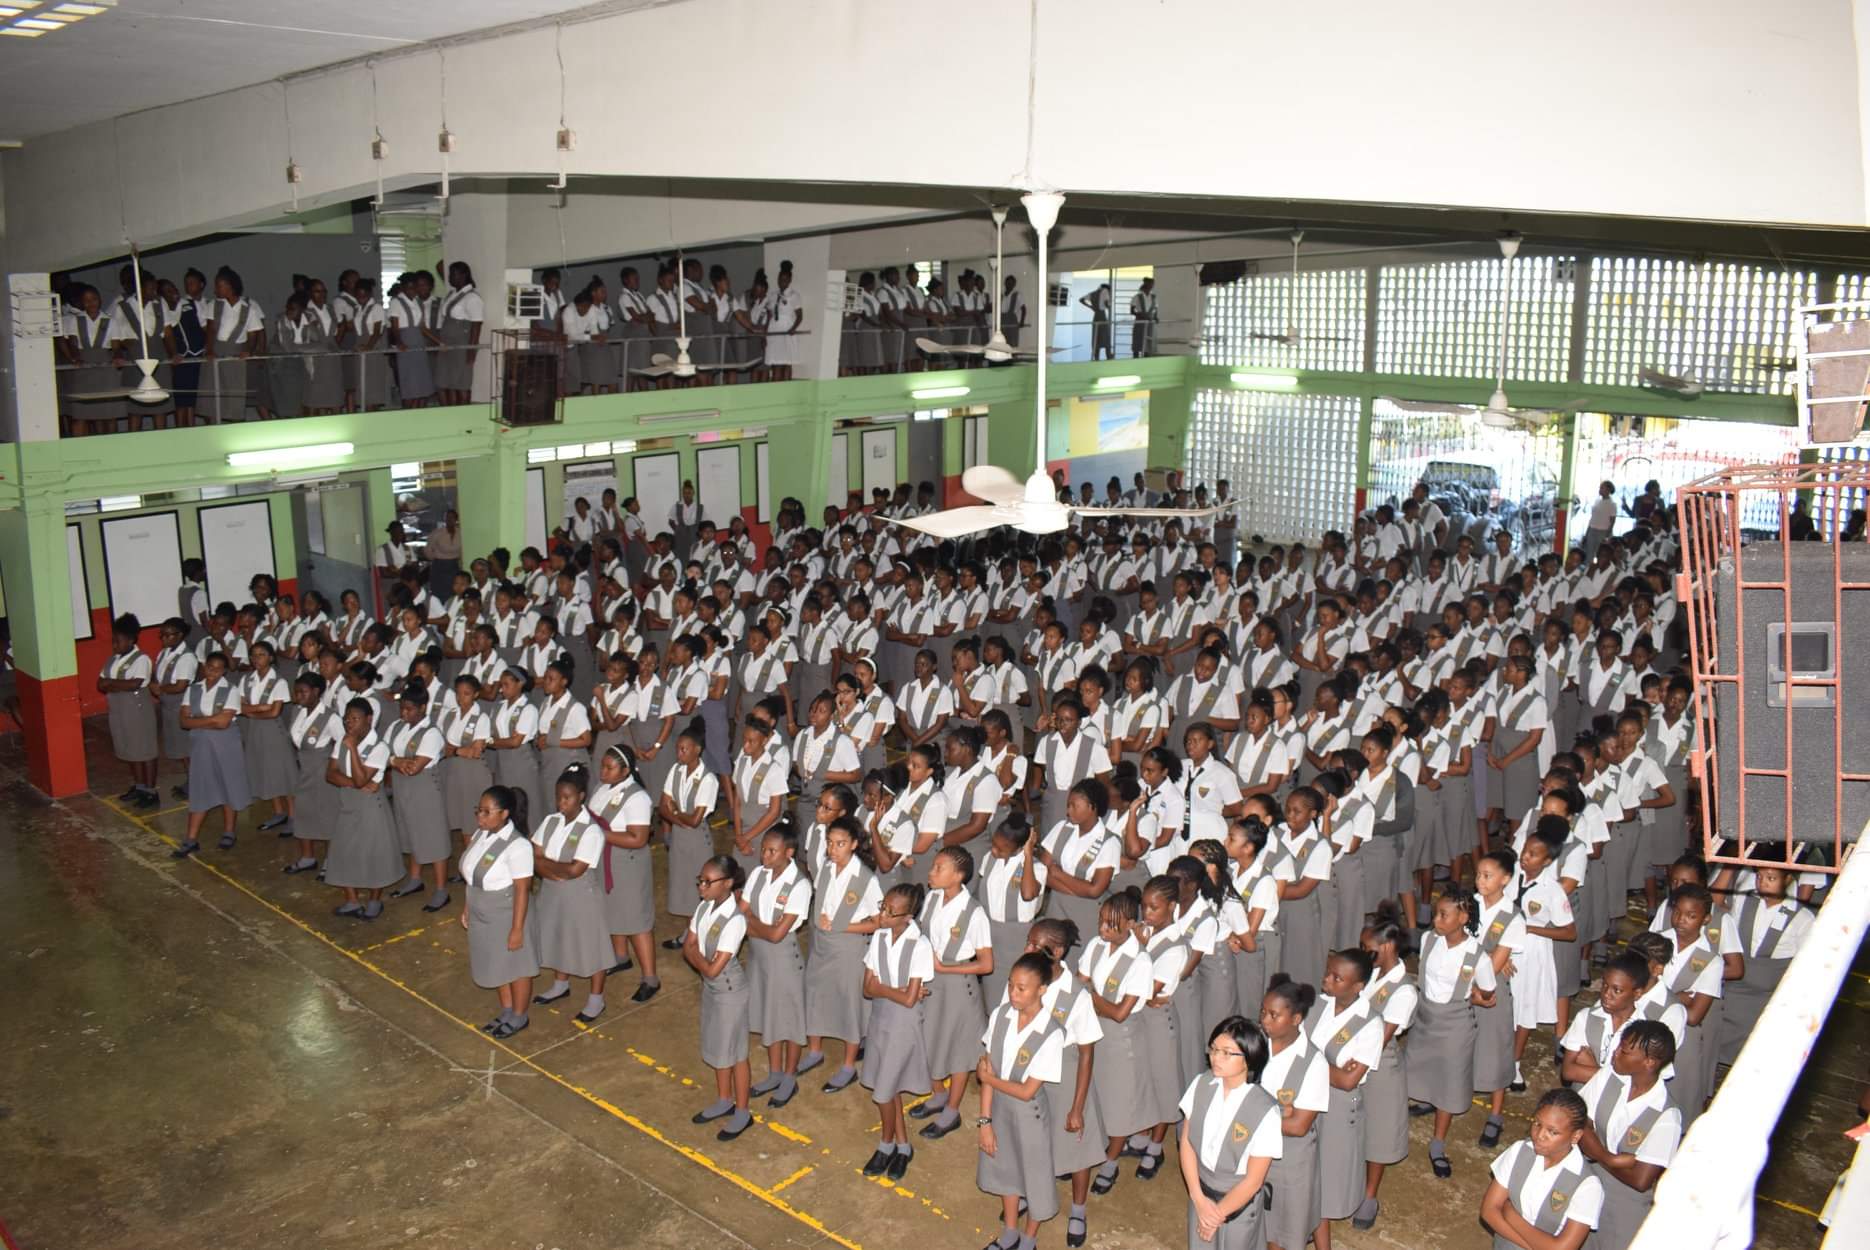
[982,916,1033,1009]
[1043,876,1106,944]
[1232,933,1280,1020]
[1140,1003,1184,1125]
[467,883,541,987]
[1719,953,1789,1066]
[603,843,655,935]
[1266,1125,1321,1250]
[1317,1082,1365,1221]
[1409,782,1443,874]
[491,745,543,839]
[700,959,752,1069]
[1199,943,1239,1041]
[1279,892,1326,992]
[1330,851,1366,949]
[1591,1159,1654,1250]
[1474,982,1516,1092]
[1437,774,1473,863]
[1605,820,1643,901]
[107,689,160,763]
[923,970,986,1078]
[1406,995,1477,1114]
[324,785,405,889]
[748,932,808,1045]
[434,318,475,392]
[293,742,335,841]
[534,870,612,978]
[538,746,586,798]
[390,766,453,865]
[443,753,493,833]
[1363,1039,1409,1165]
[790,660,834,718]
[1047,1041,1108,1174]
[393,329,434,401]
[977,1086,1058,1221]
[187,726,252,814]
[202,356,247,422]
[159,693,190,761]
[1362,835,1402,911]
[665,819,715,918]
[1090,1010,1156,1138]
[803,926,869,1043]
[860,995,930,1101]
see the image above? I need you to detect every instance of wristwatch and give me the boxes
[975,1116,993,1127]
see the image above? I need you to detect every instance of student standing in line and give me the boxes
[1019,918,1106,1248]
[1406,887,1496,1181]
[1178,1014,1283,1250]
[1257,975,1328,1250]
[528,763,613,1024]
[99,614,160,808]
[741,822,813,1108]
[1472,848,1527,1147]
[284,672,341,876]
[438,675,495,865]
[911,846,993,1143]
[686,854,756,1140]
[1716,856,1808,1063]
[1079,889,1156,1199]
[801,808,880,1094]
[1479,1088,1603,1250]
[172,651,249,858]
[976,951,1068,1250]
[1223,818,1282,1013]
[1308,948,1383,1250]
[323,696,406,920]
[433,262,484,406]
[460,784,539,1039]
[1657,882,1723,1127]
[239,640,296,835]
[1508,822,1578,1094]
[589,745,660,1003]
[976,815,1046,1008]
[1134,875,1194,1180]
[152,617,199,799]
[660,722,720,935]
[1354,904,1418,1230]
[489,668,544,834]
[1576,1023,1681,1250]
[384,684,453,910]
[861,881,935,1180]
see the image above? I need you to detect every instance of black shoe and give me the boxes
[885,1151,911,1180]
[421,893,452,913]
[1408,1101,1437,1118]
[1352,1200,1379,1231]
[1431,1155,1453,1179]
[574,1005,605,1025]
[171,785,189,800]
[861,1149,892,1177]
[918,1115,961,1141]
[170,840,200,859]
[259,814,289,832]
[135,790,160,809]
[481,1017,505,1034]
[692,1103,733,1125]
[216,833,236,850]
[1478,1119,1504,1148]
[716,1116,753,1142]
[118,785,140,801]
[389,879,424,898]
[907,1098,945,1120]
[661,937,685,950]
[1066,1214,1087,1248]
[1136,1152,1164,1181]
[1508,1078,1528,1093]
[608,957,634,974]
[1091,1166,1119,1196]
[491,1017,529,1040]
[630,982,661,1004]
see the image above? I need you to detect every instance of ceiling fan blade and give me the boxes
[1077,503,1240,520]
[68,389,139,401]
[961,465,1026,505]
[885,505,1010,538]
[1379,395,1479,416]
[915,337,954,355]
[944,342,991,355]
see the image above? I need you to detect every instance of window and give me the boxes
[1187,389,1358,543]
[1376,254,1574,381]
[1368,399,1566,554]
[1202,264,1364,373]
[1584,257,1814,395]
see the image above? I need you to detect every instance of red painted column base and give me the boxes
[16,672,88,798]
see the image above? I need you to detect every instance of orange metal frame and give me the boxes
[1677,461,1870,873]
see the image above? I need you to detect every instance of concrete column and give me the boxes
[767,409,834,526]
[456,437,531,564]
[440,186,511,404]
[0,495,86,796]
[4,273,61,444]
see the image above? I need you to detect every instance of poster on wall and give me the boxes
[1048,392,1151,487]
[100,511,184,631]
[561,460,620,535]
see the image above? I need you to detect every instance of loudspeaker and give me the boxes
[1711,541,1870,845]
[498,350,561,427]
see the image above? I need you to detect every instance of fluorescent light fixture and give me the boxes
[911,385,971,401]
[1230,371,1301,391]
[15,17,60,27]
[0,7,29,16]
[1093,375,1142,390]
[54,3,112,14]
[226,441,355,470]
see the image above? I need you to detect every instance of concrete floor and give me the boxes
[1,725,1863,1250]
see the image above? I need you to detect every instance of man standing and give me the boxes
[1583,480,1618,560]
[1080,282,1113,360]
[1001,274,1028,349]
[1129,277,1158,357]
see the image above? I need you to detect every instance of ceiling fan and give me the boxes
[1380,236,1584,433]
[890,191,1239,539]
[915,205,1048,364]
[1638,357,1794,401]
[1246,230,1354,348]
[629,251,704,381]
[67,243,170,407]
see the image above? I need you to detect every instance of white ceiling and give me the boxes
[0,0,619,142]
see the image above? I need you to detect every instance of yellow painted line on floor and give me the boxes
[98,801,868,1250]
[355,925,432,953]
[1759,1194,1823,1219]
[769,1165,814,1194]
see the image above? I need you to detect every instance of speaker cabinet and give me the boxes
[498,350,562,427]
[1711,541,1870,845]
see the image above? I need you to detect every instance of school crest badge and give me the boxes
[1549,1191,1569,1212]
[1198,785,1212,798]
[1276,1087,1296,1107]
[1017,1047,1032,1065]
[1487,919,1506,938]
[1528,900,1543,915]
[1335,1027,1351,1044]
[1104,976,1121,995]
[844,890,858,905]
[1231,1122,1250,1143]
[1689,956,1710,974]
[951,924,962,938]
[1625,1128,1646,1148]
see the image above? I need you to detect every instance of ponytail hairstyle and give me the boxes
[1029,917,1080,962]
[1366,899,1414,957]
[885,879,927,920]
[1168,853,1224,908]
[602,742,638,783]
[1010,949,1056,990]
[1142,873,1181,913]
[547,655,576,689]
[1264,972,1317,1018]
[935,843,975,885]
[828,813,876,870]
[1480,846,1517,879]
[1227,817,1270,858]
[1188,838,1230,891]
[1069,776,1110,820]
[703,853,747,892]
[1144,745,1183,784]
[763,817,800,857]
[678,717,709,754]
[484,782,529,837]
[1330,946,1377,991]
[1437,885,1481,937]
[1623,1018,1677,1068]
[908,741,945,787]
[556,761,591,802]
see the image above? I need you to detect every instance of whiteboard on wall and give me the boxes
[67,524,94,641]
[696,445,742,531]
[632,452,681,538]
[828,432,848,511]
[525,467,547,553]
[561,460,619,537]
[100,511,183,631]
[754,441,772,523]
[861,427,898,502]
[197,500,276,608]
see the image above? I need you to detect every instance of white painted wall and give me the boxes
[4,0,1866,270]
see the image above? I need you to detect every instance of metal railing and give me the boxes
[836,316,1196,372]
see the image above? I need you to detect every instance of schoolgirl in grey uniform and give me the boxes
[1307,947,1384,1250]
[802,809,879,1093]
[728,718,789,877]
[1406,887,1497,1182]
[660,721,720,927]
[976,951,1069,1250]
[587,745,660,1000]
[283,673,341,875]
[1479,1088,1604,1250]
[172,651,249,859]
[622,645,677,806]
[1472,849,1529,1148]
[1134,875,1195,1180]
[323,696,406,919]
[460,784,539,1038]
[1276,787,1333,990]
[684,854,756,1140]
[1257,975,1329,1250]
[1355,903,1419,1230]
[1177,1014,1284,1250]
[741,821,813,1107]
[438,675,494,865]
[869,751,948,889]
[1018,918,1108,1247]
[488,668,544,834]
[976,815,1046,1007]
[791,692,862,834]
[151,618,198,798]
[1078,889,1158,1199]
[534,658,593,792]
[99,615,160,807]
[1224,818,1284,1014]
[528,763,614,1024]
[910,845,993,1142]
[1035,775,1121,940]
[384,683,453,911]
[1167,854,1234,1081]
[861,881,936,1180]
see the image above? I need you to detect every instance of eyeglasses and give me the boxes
[696,875,728,887]
[1206,1045,1245,1061]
